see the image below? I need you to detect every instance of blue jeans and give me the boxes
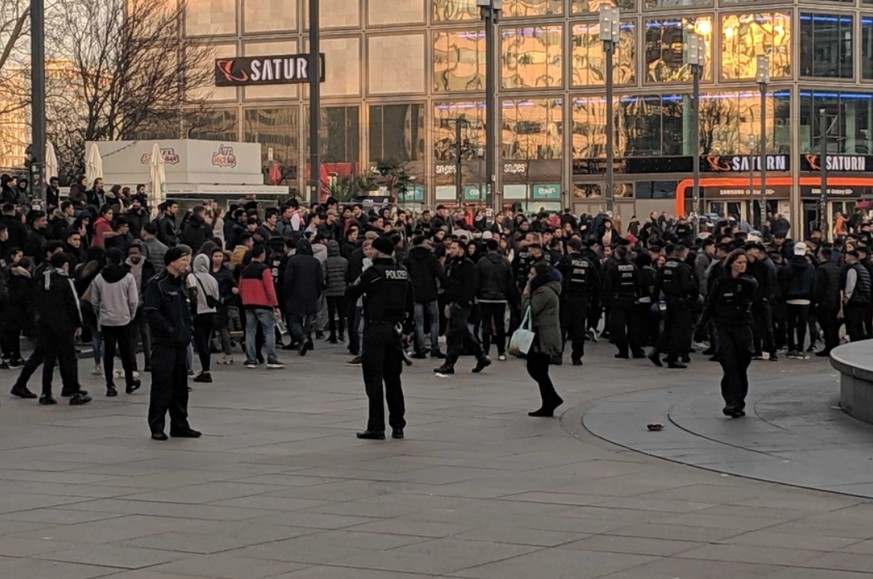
[414,301,440,354]
[245,309,278,364]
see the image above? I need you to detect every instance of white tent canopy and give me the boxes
[45,142,58,181]
[85,142,103,185]
[149,142,167,206]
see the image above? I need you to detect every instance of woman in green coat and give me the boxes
[521,262,564,417]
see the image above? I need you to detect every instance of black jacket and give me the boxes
[143,271,193,347]
[444,256,477,305]
[404,245,445,304]
[157,215,179,247]
[283,240,323,316]
[748,258,777,303]
[701,272,758,328]
[476,252,513,303]
[34,267,82,333]
[125,207,150,239]
[180,215,211,252]
[777,256,816,301]
[815,260,842,311]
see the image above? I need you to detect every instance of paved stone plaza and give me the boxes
[2,339,873,578]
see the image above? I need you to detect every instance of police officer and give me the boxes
[559,238,599,365]
[843,249,872,341]
[347,236,415,440]
[603,245,643,359]
[651,244,696,369]
[699,249,758,418]
[144,245,201,441]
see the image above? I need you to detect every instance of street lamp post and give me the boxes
[819,108,829,239]
[599,4,620,214]
[31,0,46,206]
[308,0,321,204]
[756,55,770,231]
[477,0,501,213]
[454,118,469,208]
[687,32,704,237]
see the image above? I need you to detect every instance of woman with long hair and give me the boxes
[522,262,564,417]
[699,249,758,418]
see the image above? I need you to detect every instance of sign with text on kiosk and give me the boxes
[215,54,325,87]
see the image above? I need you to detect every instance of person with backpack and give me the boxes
[188,253,221,383]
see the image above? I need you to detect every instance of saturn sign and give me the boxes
[215,53,325,87]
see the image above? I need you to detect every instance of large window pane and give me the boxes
[800,14,853,79]
[865,18,873,80]
[571,20,636,87]
[644,17,713,83]
[721,13,791,80]
[188,109,238,142]
[433,101,485,161]
[699,91,790,154]
[644,0,710,9]
[306,106,360,163]
[434,30,485,93]
[433,0,478,22]
[502,0,563,18]
[619,95,684,156]
[571,0,636,14]
[501,26,563,89]
[244,108,299,183]
[799,91,873,154]
[501,98,563,160]
[369,104,425,162]
[572,97,608,158]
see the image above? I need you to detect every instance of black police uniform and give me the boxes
[655,257,696,364]
[35,267,84,399]
[144,270,195,435]
[603,256,642,358]
[701,272,758,415]
[347,257,414,435]
[559,251,599,364]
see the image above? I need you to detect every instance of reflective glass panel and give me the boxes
[864,18,873,80]
[306,106,360,163]
[799,91,873,154]
[501,26,563,89]
[243,108,299,175]
[644,0,710,8]
[501,98,563,160]
[433,30,486,93]
[572,97,609,158]
[369,104,425,162]
[800,14,853,79]
[644,17,713,83]
[188,109,238,142]
[571,0,636,15]
[433,0,478,22]
[571,20,636,87]
[699,91,790,154]
[433,101,485,161]
[619,95,684,156]
[721,13,791,80]
[502,0,563,18]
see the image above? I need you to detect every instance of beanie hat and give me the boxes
[164,245,190,266]
[372,236,394,256]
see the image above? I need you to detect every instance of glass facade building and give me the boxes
[181,0,873,229]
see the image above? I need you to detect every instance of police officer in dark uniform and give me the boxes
[651,244,696,369]
[558,238,599,365]
[602,245,642,359]
[347,236,415,440]
[144,245,201,441]
[699,249,758,418]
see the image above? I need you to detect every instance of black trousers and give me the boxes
[609,300,641,356]
[131,310,151,370]
[817,306,840,353]
[102,324,136,387]
[327,296,346,338]
[480,302,507,357]
[845,303,873,342]
[40,325,79,397]
[1,327,21,360]
[446,304,483,367]
[561,295,588,362]
[786,304,810,351]
[752,302,775,356]
[526,352,560,407]
[717,325,753,410]
[148,343,190,435]
[659,302,692,361]
[361,323,405,432]
[14,342,44,390]
[193,314,214,373]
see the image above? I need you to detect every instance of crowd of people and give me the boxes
[1,171,872,435]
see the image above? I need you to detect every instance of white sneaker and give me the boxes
[498,354,507,361]
[92,365,102,376]
[244,363,257,369]
[266,363,285,369]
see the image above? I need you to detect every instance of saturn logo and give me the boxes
[216,59,248,83]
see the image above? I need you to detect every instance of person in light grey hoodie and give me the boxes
[187,253,220,383]
[92,248,140,397]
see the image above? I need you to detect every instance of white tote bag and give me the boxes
[508,307,536,357]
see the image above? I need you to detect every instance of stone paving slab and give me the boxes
[2,339,873,577]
